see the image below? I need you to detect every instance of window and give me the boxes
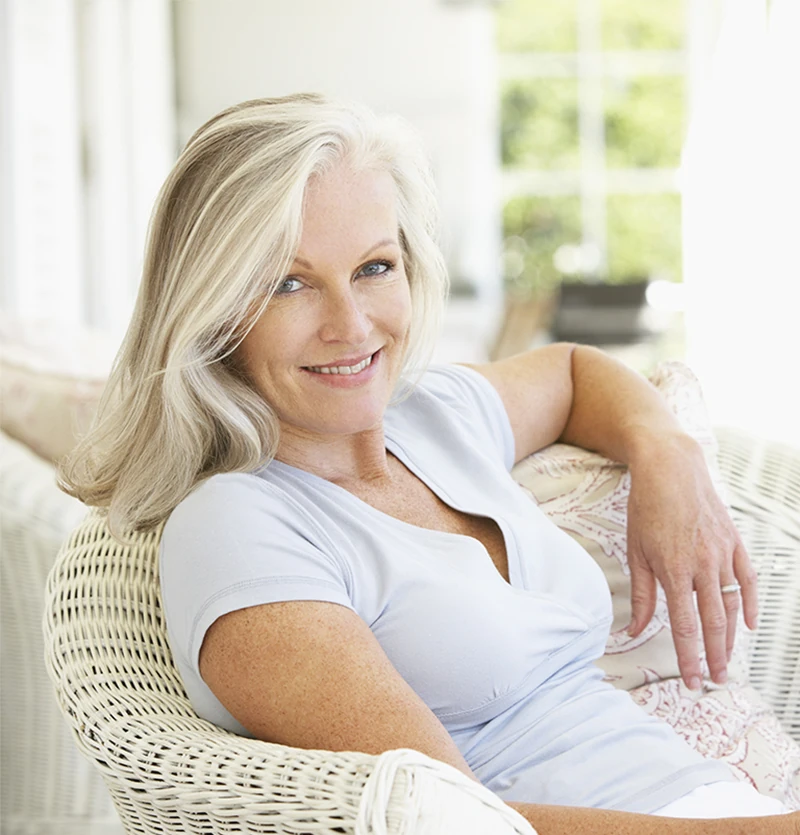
[497,0,687,297]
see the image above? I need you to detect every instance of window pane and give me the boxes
[601,0,685,50]
[496,0,578,53]
[503,196,582,294]
[606,194,681,282]
[605,75,685,168]
[501,78,580,168]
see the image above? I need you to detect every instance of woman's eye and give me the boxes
[276,277,304,294]
[358,260,394,278]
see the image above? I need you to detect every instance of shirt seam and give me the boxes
[248,476,356,595]
[187,575,349,661]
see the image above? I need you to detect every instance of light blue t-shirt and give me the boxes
[160,364,734,812]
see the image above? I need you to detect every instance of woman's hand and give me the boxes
[625,431,759,689]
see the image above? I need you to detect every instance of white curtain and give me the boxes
[683,0,800,445]
[1,0,85,323]
[1,0,175,333]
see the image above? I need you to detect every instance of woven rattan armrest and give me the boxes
[78,719,533,833]
[715,426,800,743]
[51,698,535,834]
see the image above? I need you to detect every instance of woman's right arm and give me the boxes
[198,599,798,835]
[199,598,471,771]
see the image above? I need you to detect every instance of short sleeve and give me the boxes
[159,472,354,675]
[417,365,516,470]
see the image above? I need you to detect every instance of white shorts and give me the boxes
[652,781,789,818]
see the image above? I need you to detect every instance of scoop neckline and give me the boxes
[267,434,522,590]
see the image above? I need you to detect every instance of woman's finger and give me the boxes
[695,577,732,685]
[627,545,658,636]
[733,538,759,631]
[721,580,741,663]
[663,576,704,690]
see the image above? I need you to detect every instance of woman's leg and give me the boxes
[652,781,789,818]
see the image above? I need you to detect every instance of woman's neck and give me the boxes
[275,424,392,485]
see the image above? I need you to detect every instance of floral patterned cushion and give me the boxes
[511,360,800,809]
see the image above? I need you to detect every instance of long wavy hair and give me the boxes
[59,93,449,535]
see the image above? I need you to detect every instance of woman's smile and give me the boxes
[302,349,381,385]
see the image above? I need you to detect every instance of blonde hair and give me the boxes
[59,93,449,534]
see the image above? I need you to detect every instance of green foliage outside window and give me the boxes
[496,0,578,53]
[497,0,684,53]
[606,194,682,282]
[501,79,580,168]
[601,0,685,50]
[502,196,582,294]
[605,75,685,168]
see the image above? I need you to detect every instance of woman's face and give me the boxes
[237,163,412,445]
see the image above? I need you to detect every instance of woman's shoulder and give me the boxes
[402,363,505,415]
[170,468,279,508]
[390,364,514,468]
[163,468,314,543]
[410,362,488,396]
[160,467,352,597]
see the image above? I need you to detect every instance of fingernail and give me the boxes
[688,676,702,692]
[716,670,728,685]
[627,619,638,636]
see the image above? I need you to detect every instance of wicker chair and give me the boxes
[42,427,800,834]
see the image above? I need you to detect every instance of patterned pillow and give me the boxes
[511,360,800,808]
[0,315,116,462]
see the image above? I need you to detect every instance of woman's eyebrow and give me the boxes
[292,238,399,270]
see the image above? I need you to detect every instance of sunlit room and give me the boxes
[1,1,799,833]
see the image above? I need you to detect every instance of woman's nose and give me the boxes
[318,287,371,345]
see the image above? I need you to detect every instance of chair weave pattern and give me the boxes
[715,426,800,743]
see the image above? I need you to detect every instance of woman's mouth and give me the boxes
[305,352,376,376]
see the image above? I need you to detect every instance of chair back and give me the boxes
[43,514,215,831]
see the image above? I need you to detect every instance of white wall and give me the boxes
[172,0,502,304]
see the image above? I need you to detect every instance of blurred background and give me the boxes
[1,0,798,443]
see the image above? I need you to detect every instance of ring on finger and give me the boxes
[720,582,741,594]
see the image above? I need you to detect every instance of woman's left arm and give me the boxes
[466,342,758,692]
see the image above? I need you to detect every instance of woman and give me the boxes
[62,94,795,832]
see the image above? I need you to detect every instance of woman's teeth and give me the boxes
[307,354,374,375]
